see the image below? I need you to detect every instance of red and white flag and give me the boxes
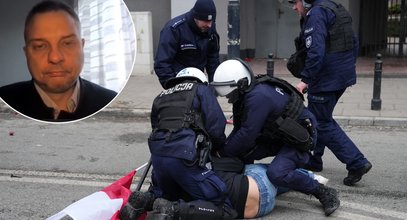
[47,170,136,220]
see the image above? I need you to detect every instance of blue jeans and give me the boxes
[244,164,316,217]
[244,164,277,217]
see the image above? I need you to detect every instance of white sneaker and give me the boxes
[313,173,329,185]
[297,168,329,185]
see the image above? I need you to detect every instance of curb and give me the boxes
[271,72,407,79]
[97,108,151,120]
[100,108,407,128]
[334,116,407,128]
[1,106,406,128]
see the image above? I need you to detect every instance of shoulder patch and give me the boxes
[305,36,312,48]
[171,18,186,29]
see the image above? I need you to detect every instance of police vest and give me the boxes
[235,75,313,152]
[317,1,354,53]
[154,82,205,134]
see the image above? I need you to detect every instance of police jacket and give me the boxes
[300,0,359,93]
[154,12,220,89]
[220,81,315,158]
[0,78,117,122]
[148,81,226,161]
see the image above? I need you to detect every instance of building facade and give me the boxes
[130,0,406,59]
[130,0,361,59]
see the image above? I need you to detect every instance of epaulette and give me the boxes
[171,18,186,29]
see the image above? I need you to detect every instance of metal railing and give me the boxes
[361,0,406,57]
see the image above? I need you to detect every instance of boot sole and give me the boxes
[325,200,340,216]
[343,163,372,186]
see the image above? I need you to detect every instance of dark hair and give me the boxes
[24,0,80,42]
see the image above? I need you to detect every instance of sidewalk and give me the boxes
[103,56,407,127]
[1,57,406,127]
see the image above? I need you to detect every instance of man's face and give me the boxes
[292,0,307,17]
[194,19,212,33]
[24,11,84,94]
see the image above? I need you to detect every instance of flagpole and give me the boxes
[136,157,152,191]
[135,161,149,172]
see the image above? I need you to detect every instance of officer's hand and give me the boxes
[296,81,308,94]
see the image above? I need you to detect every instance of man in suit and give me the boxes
[0,0,117,122]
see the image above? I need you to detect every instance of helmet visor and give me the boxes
[210,80,237,96]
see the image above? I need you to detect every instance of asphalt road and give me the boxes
[1,113,406,220]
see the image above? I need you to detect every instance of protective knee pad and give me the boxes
[177,200,236,220]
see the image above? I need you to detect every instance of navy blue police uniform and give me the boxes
[148,79,231,208]
[298,0,371,178]
[154,12,220,89]
[219,77,321,195]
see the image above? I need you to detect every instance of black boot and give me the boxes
[343,162,372,186]
[119,191,155,220]
[147,198,237,220]
[146,198,178,220]
[312,184,340,216]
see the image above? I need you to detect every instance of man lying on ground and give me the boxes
[119,162,329,219]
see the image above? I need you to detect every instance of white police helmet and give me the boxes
[176,67,208,83]
[287,0,312,9]
[211,59,252,96]
[166,67,208,88]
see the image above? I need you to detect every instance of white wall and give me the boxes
[252,0,359,58]
[171,0,194,18]
[240,0,256,50]
[131,11,154,75]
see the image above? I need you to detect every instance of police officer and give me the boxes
[154,0,220,89]
[211,59,340,216]
[146,67,236,219]
[288,0,372,186]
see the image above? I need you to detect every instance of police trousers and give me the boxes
[266,146,319,194]
[243,145,319,194]
[307,89,369,171]
[151,154,231,207]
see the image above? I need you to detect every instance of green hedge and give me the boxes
[388,4,402,14]
[387,4,406,37]
[388,19,400,37]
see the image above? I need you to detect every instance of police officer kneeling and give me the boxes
[141,67,236,220]
[211,59,340,216]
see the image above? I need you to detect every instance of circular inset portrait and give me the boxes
[0,0,136,123]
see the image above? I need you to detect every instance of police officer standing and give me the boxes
[288,0,372,186]
[212,59,340,216]
[154,0,220,89]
